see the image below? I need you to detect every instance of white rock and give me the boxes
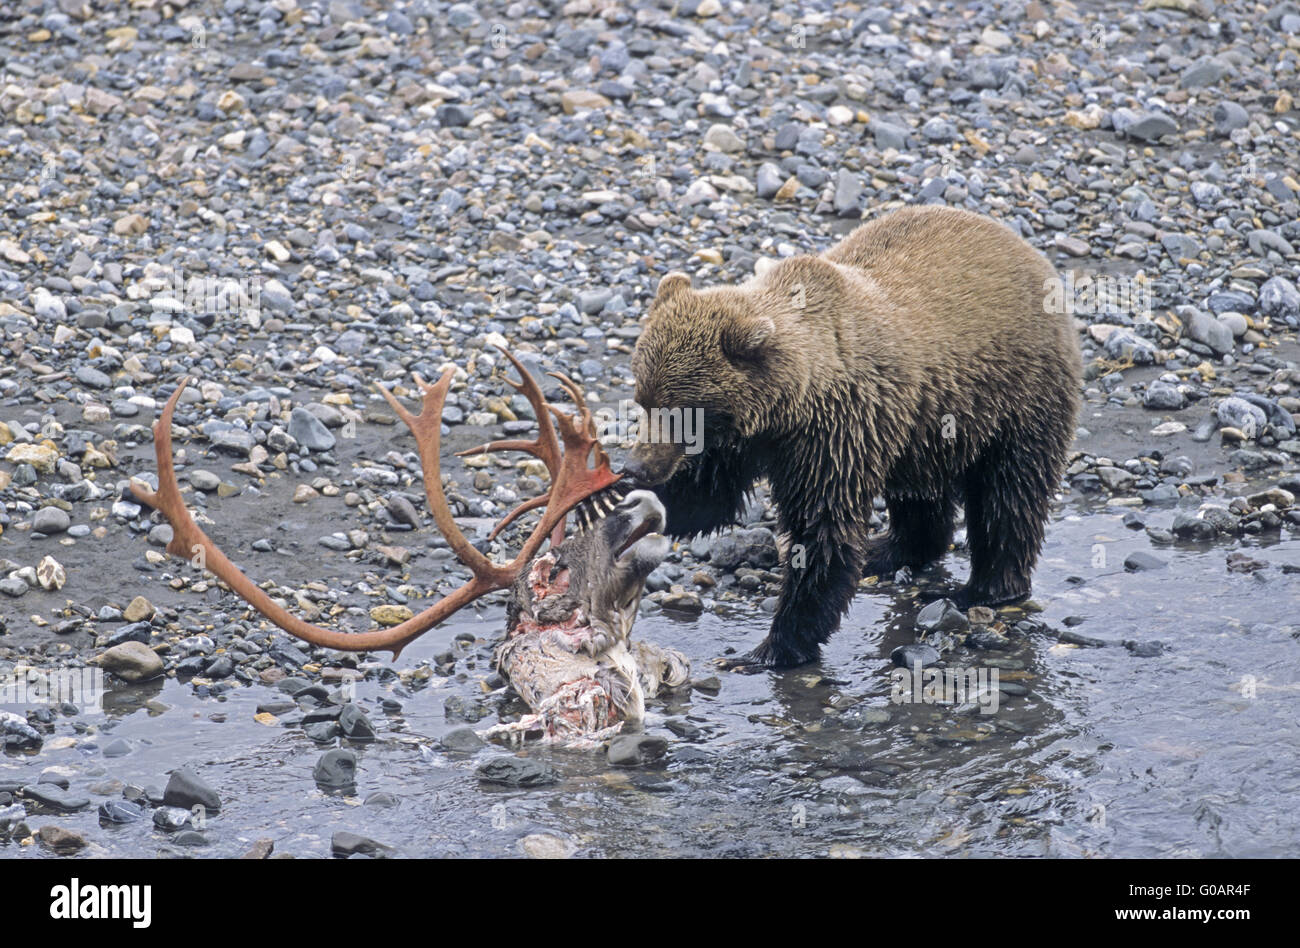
[32,289,66,321]
[704,124,744,152]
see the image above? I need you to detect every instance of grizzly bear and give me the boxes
[625,206,1082,668]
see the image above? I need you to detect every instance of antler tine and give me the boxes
[471,346,563,467]
[454,345,571,544]
[547,371,594,423]
[129,373,518,660]
[546,372,613,470]
[373,370,501,582]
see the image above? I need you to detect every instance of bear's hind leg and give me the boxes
[957,440,1054,609]
[863,492,957,577]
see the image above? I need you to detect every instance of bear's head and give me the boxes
[626,270,800,485]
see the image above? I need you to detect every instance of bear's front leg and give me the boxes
[718,537,863,670]
[643,437,763,539]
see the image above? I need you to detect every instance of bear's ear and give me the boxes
[654,271,692,303]
[722,316,775,362]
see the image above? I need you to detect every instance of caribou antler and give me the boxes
[458,347,617,545]
[128,345,620,659]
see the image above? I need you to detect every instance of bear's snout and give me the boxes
[623,440,687,487]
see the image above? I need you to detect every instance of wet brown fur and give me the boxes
[628,206,1082,667]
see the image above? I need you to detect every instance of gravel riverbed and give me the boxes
[1,0,1298,857]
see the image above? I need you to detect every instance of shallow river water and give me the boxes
[2,497,1298,858]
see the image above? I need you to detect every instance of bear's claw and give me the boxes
[715,640,819,671]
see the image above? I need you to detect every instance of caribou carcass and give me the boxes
[487,488,689,744]
[129,346,688,743]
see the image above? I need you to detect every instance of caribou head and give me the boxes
[129,346,685,740]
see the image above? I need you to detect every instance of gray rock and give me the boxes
[439,727,486,753]
[152,807,193,832]
[313,749,358,789]
[163,769,221,813]
[1113,109,1177,142]
[2,711,42,749]
[288,406,336,452]
[1180,59,1231,89]
[102,738,132,758]
[1190,181,1222,206]
[189,469,221,491]
[1182,307,1234,355]
[1228,449,1272,472]
[476,757,556,787]
[332,830,395,858]
[386,493,421,528]
[1103,327,1158,364]
[75,365,112,389]
[1212,101,1249,136]
[871,120,911,150]
[915,598,969,634]
[1171,511,1218,540]
[1248,229,1295,257]
[34,291,67,320]
[209,428,254,456]
[756,162,785,199]
[890,642,941,669]
[920,117,957,142]
[608,734,669,766]
[578,288,613,315]
[1233,392,1295,435]
[1125,640,1167,658]
[1124,551,1167,571]
[22,785,90,813]
[708,528,779,570]
[832,169,863,218]
[97,800,144,824]
[1144,381,1186,411]
[1207,290,1255,314]
[32,507,71,534]
[338,703,377,741]
[1162,233,1201,259]
[1097,465,1136,490]
[1217,396,1268,433]
[660,589,704,615]
[704,124,743,153]
[1259,277,1299,321]
[773,122,801,151]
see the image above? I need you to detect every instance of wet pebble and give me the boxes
[162,769,222,813]
[313,749,358,790]
[890,643,942,669]
[476,757,557,787]
[331,830,395,858]
[607,734,669,767]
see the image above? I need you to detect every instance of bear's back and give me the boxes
[822,206,1068,362]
